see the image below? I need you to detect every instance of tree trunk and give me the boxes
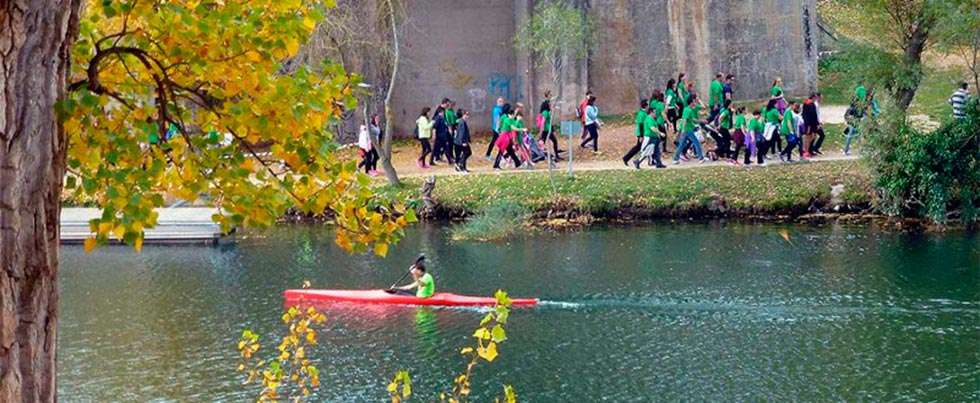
[380,0,401,186]
[0,1,80,402]
[894,24,931,111]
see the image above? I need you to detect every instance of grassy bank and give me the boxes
[385,160,872,220]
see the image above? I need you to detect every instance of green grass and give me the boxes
[818,57,966,123]
[386,160,872,218]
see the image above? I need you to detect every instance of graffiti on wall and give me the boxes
[487,72,523,102]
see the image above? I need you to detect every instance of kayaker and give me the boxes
[391,262,435,298]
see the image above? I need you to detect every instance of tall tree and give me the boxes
[515,0,592,123]
[935,1,980,95]
[1,1,412,400]
[820,0,959,111]
[1,2,80,401]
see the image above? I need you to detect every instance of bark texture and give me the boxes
[895,25,930,111]
[0,1,80,401]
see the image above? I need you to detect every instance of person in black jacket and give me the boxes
[431,108,452,165]
[801,92,822,158]
[454,110,472,172]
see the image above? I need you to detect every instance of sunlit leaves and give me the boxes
[387,370,412,403]
[238,305,326,401]
[66,0,412,255]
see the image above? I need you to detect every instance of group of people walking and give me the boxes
[620,73,836,168]
[412,98,475,172]
[404,71,936,174]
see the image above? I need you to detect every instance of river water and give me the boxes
[58,223,979,401]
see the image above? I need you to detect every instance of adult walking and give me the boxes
[622,98,648,165]
[578,90,593,141]
[485,97,505,159]
[707,73,725,123]
[431,107,451,165]
[538,91,562,160]
[416,107,434,168]
[664,78,682,151]
[454,110,472,173]
[801,93,822,158]
[580,96,601,153]
[493,104,522,170]
[673,96,705,164]
[634,92,667,169]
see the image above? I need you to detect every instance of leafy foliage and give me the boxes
[388,290,517,403]
[864,99,980,224]
[64,0,414,254]
[816,0,969,110]
[237,306,327,401]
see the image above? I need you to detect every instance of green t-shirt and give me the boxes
[511,116,525,131]
[734,114,746,130]
[542,110,551,131]
[854,85,867,102]
[719,107,733,129]
[679,81,690,104]
[665,88,682,109]
[709,80,724,107]
[643,114,657,138]
[650,100,666,126]
[781,109,796,135]
[682,106,698,133]
[748,117,764,133]
[498,115,511,133]
[445,109,457,126]
[771,85,783,97]
[417,273,435,298]
[634,108,646,137]
[765,108,781,125]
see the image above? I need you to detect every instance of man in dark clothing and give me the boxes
[801,93,822,158]
[454,110,472,172]
[723,74,735,103]
[431,110,452,165]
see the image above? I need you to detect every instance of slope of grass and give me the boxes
[384,160,872,218]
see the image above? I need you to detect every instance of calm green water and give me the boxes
[58,223,979,401]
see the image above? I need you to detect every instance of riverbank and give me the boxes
[381,159,874,224]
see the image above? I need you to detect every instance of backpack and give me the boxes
[413,125,419,139]
[535,114,544,131]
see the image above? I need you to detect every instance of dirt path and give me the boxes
[353,119,864,180]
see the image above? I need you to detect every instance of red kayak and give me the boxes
[283,289,538,307]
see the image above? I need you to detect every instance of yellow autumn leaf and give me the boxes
[477,342,498,362]
[83,237,97,253]
[134,237,143,253]
[373,242,388,257]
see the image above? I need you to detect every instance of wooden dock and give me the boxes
[60,207,224,245]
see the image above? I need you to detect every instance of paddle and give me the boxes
[385,254,425,293]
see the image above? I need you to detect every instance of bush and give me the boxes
[864,99,979,225]
[450,200,529,242]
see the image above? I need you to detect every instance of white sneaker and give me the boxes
[673,160,680,165]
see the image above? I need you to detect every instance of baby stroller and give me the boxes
[522,132,548,164]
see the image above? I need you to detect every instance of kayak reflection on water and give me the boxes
[389,261,435,298]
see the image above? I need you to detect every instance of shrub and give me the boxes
[450,200,530,242]
[864,99,979,225]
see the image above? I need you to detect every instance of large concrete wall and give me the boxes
[307,0,818,136]
[590,0,819,113]
[391,0,519,135]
